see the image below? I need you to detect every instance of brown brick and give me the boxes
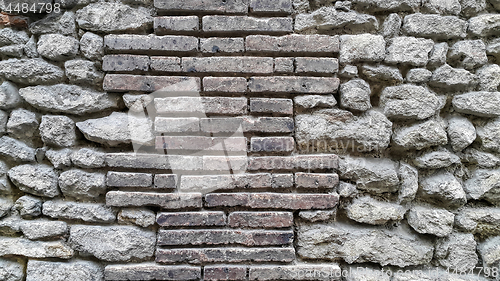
[295,173,339,189]
[274,57,294,73]
[150,56,181,72]
[204,265,247,281]
[156,248,296,264]
[251,137,295,152]
[156,136,247,151]
[200,38,245,54]
[203,77,247,92]
[249,264,342,281]
[102,55,149,72]
[250,0,292,13]
[156,212,226,227]
[182,57,273,74]
[154,174,178,189]
[205,193,339,210]
[295,57,339,74]
[154,16,199,35]
[157,229,293,246]
[203,16,293,33]
[0,12,29,28]
[106,171,153,188]
[155,97,247,115]
[154,0,248,14]
[272,174,294,188]
[246,35,340,53]
[250,98,293,115]
[104,34,198,53]
[155,117,200,133]
[200,117,294,133]
[105,264,201,281]
[106,191,202,209]
[103,74,200,92]
[202,156,249,172]
[228,212,294,228]
[247,154,339,171]
[179,174,272,192]
[249,76,340,94]
[106,153,203,171]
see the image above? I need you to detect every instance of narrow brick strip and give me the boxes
[157,212,226,227]
[104,264,201,281]
[205,193,339,210]
[103,74,200,92]
[106,191,202,209]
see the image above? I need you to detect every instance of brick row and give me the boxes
[200,38,244,53]
[154,97,247,115]
[250,98,293,115]
[205,193,339,210]
[200,117,294,133]
[157,212,226,227]
[248,154,339,171]
[106,191,202,209]
[295,173,339,189]
[154,0,293,14]
[182,56,273,73]
[250,137,295,152]
[203,16,292,33]
[103,74,200,92]
[156,136,247,151]
[179,174,271,192]
[249,76,339,94]
[246,34,340,53]
[104,34,198,53]
[155,16,199,35]
[156,117,293,133]
[104,264,201,281]
[228,211,294,228]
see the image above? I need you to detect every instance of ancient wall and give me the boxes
[1,0,500,280]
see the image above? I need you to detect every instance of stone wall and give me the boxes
[1,0,500,280]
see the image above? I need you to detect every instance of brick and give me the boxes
[250,0,292,13]
[154,174,178,189]
[154,0,248,13]
[106,153,204,170]
[157,229,293,246]
[105,264,201,281]
[203,16,293,33]
[274,57,294,73]
[204,265,247,281]
[247,154,339,171]
[156,136,247,151]
[102,55,149,72]
[157,211,226,227]
[106,191,202,209]
[202,156,248,172]
[295,57,339,74]
[106,171,153,188]
[155,117,200,133]
[150,56,181,72]
[155,97,247,115]
[246,35,340,53]
[249,265,342,281]
[156,248,296,264]
[203,77,247,92]
[295,173,339,189]
[251,137,295,152]
[155,16,199,35]
[182,57,273,74]
[179,174,272,192]
[104,34,198,53]
[205,193,339,210]
[272,174,294,188]
[250,98,293,115]
[103,74,200,92]
[200,117,294,133]
[248,76,340,94]
[228,212,294,228]
[200,38,245,53]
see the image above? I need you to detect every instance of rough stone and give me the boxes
[19,84,119,115]
[385,36,434,66]
[429,43,449,69]
[0,59,64,85]
[294,95,337,109]
[462,148,500,167]
[39,115,76,147]
[430,64,477,91]
[468,14,500,37]
[23,37,37,58]
[0,44,24,58]
[361,64,403,84]
[435,232,479,271]
[295,7,378,33]
[339,156,399,193]
[0,136,35,162]
[0,28,29,46]
[340,65,359,78]
[419,171,467,207]
[0,197,13,219]
[340,79,371,111]
[26,260,103,281]
[393,119,448,150]
[478,236,500,268]
[346,196,406,225]
[69,225,156,262]
[76,2,153,33]
[456,207,500,236]
[463,169,500,205]
[37,34,79,62]
[448,116,476,152]
[59,169,106,199]
[449,40,488,70]
[0,258,23,281]
[407,206,455,237]
[8,164,59,198]
[0,81,21,110]
[20,220,68,240]
[13,195,42,218]
[0,213,22,235]
[71,148,106,168]
[414,149,461,169]
[487,38,500,57]
[382,13,402,38]
[0,237,73,259]
[339,34,385,64]
[398,162,419,203]
[29,11,76,36]
[6,108,38,138]
[453,92,500,117]
[0,110,6,135]
[402,14,467,39]
[352,0,420,11]
[46,149,72,169]
[423,0,461,15]
[118,208,156,228]
[43,200,116,223]
[65,59,104,85]
[80,32,103,60]
[477,64,500,91]
[406,68,433,83]
[477,117,500,153]
[298,210,336,222]
[0,161,10,195]
[380,84,441,120]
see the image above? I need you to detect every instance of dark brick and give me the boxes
[203,16,292,33]
[154,174,178,189]
[103,74,200,92]
[295,173,339,189]
[106,171,153,188]
[249,98,293,115]
[249,265,342,280]
[249,76,340,94]
[105,264,201,281]
[204,265,247,281]
[250,0,292,13]
[228,212,294,228]
[154,0,248,14]
[157,212,226,227]
[106,191,202,210]
[251,137,295,152]
[246,35,340,53]
[104,34,198,53]
[179,174,272,193]
[205,193,339,210]
[156,248,296,264]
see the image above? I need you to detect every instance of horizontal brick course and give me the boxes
[247,154,339,171]
[103,74,200,92]
[106,154,204,170]
[274,57,294,73]
[200,38,245,53]
[203,16,293,33]
[250,98,293,115]
[150,56,181,72]
[228,211,294,228]
[104,34,198,53]
[249,76,340,93]
[153,174,178,189]
[204,265,247,281]
[246,35,340,53]
[106,171,153,188]
[295,57,339,74]
[249,264,342,280]
[106,191,202,209]
[102,55,149,72]
[154,0,248,14]
[156,211,226,227]
[205,193,339,209]
[154,16,199,35]
[250,0,292,13]
[295,173,339,189]
[155,117,200,133]
[202,156,249,172]
[104,264,201,281]
[179,174,272,192]
[182,57,274,74]
[156,136,247,151]
[251,137,295,152]
[155,97,247,115]
[203,77,247,92]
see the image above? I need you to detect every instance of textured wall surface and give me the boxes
[1,0,500,280]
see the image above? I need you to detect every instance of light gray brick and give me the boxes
[150,56,181,72]
[104,34,198,53]
[251,137,295,152]
[250,0,292,13]
[274,57,294,73]
[156,248,295,264]
[157,212,226,227]
[154,16,199,35]
[295,173,339,189]
[203,77,247,92]
[155,97,247,115]
[154,0,248,13]
[200,117,294,133]
[200,38,244,53]
[179,174,272,192]
[156,136,247,151]
[182,57,273,74]
[154,174,178,189]
[246,34,339,53]
[106,191,202,209]
[103,74,200,92]
[250,98,293,115]
[295,57,339,73]
[106,171,153,188]
[203,16,293,33]
[249,76,340,93]
[106,153,203,170]
[155,117,200,133]
[102,55,149,72]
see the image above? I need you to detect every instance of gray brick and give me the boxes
[158,229,293,246]
[203,77,247,92]
[156,136,247,151]
[247,154,339,171]
[249,76,340,93]
[274,57,294,73]
[155,117,200,133]
[150,56,181,72]
[106,153,203,170]
[154,0,248,13]
[154,174,178,189]
[200,38,245,53]
[103,74,200,92]
[272,174,294,188]
[250,0,292,13]
[156,248,296,264]
[246,35,339,53]
[179,174,272,192]
[102,55,149,72]
[249,265,342,281]
[105,264,201,281]
[295,57,339,74]
[106,191,202,209]
[106,171,153,188]
[182,57,273,74]
[104,34,198,53]
[228,211,294,228]
[155,97,247,115]
[154,16,199,35]
[204,266,247,281]
[157,211,226,227]
[202,156,249,172]
[250,98,293,115]
[203,16,293,33]
[295,173,339,189]
[251,137,295,152]
[205,193,339,209]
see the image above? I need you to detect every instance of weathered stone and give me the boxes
[0,28,29,46]
[453,92,500,117]
[59,170,106,199]
[295,7,378,33]
[0,110,6,135]
[299,210,336,222]
[37,34,79,61]
[398,162,419,203]
[408,206,455,237]
[478,236,500,268]
[155,16,199,34]
[352,0,420,11]
[200,37,244,54]
[0,213,22,235]
[468,14,500,37]
[420,171,467,207]
[491,0,500,10]
[118,208,156,228]
[394,119,448,150]
[8,164,59,198]
[0,197,13,219]
[340,65,359,78]
[248,76,339,94]
[423,0,461,15]
[54,0,98,8]
[414,149,461,169]
[340,79,371,111]
[345,266,391,281]
[26,260,103,281]
[43,201,116,223]
[361,64,403,84]
[0,44,23,57]
[339,156,399,193]
[0,59,64,85]
[296,109,393,152]
[436,232,478,271]
[106,264,200,281]
[294,95,337,109]
[0,81,21,110]
[65,59,103,85]
[463,169,500,205]
[71,148,106,168]
[29,11,76,36]
[24,37,38,58]
[382,13,402,38]
[20,220,68,240]
[0,136,35,162]
[477,117,500,153]
[449,40,488,70]
[380,84,441,120]
[460,0,486,16]
[0,258,23,281]
[456,207,500,236]
[402,14,467,39]
[76,112,154,147]
[385,36,434,66]
[340,34,385,64]
[6,108,38,138]
[39,115,76,147]
[346,196,406,225]
[295,57,339,74]
[462,148,500,168]
[19,84,119,115]
[430,64,477,91]
[80,32,103,60]
[76,2,153,33]
[298,223,434,267]
[46,149,72,169]
[477,64,500,91]
[0,237,73,259]
[0,161,10,195]
[429,43,449,69]
[13,195,41,218]
[406,68,433,83]
[69,225,156,262]
[448,116,476,152]
[487,38,500,57]
[203,16,292,33]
